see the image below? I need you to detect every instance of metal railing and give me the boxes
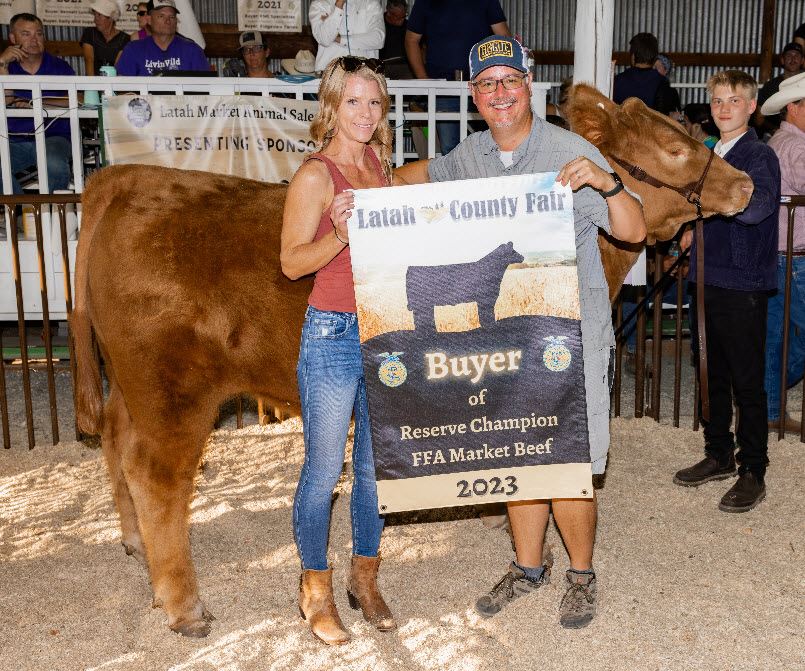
[612,196,805,443]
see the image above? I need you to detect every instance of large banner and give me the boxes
[1,1,35,25]
[349,174,593,513]
[102,94,318,182]
[237,0,302,32]
[35,0,138,31]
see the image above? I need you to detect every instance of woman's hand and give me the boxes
[330,190,354,244]
[557,157,617,193]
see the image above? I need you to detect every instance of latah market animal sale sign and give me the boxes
[349,173,593,513]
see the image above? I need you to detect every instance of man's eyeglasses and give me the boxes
[337,56,384,74]
[241,46,265,55]
[470,73,528,94]
[137,10,147,16]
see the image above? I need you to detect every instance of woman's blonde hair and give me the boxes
[310,58,393,183]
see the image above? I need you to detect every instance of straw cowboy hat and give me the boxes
[760,72,805,115]
[281,50,316,75]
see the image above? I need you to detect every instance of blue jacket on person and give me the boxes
[688,128,781,292]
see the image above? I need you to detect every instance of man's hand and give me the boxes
[557,157,617,193]
[335,0,346,8]
[0,44,26,69]
[680,229,693,251]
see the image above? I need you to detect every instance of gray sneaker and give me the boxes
[559,569,597,629]
[474,561,551,618]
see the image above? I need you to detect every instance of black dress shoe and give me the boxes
[719,472,766,513]
[673,455,736,487]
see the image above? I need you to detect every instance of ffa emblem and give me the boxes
[378,352,407,387]
[542,336,571,372]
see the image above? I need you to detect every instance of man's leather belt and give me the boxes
[781,250,805,256]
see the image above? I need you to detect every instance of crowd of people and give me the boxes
[2,0,805,648]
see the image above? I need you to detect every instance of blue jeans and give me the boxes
[436,96,461,156]
[765,256,805,421]
[293,306,384,570]
[8,136,72,194]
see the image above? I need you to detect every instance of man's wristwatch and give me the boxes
[601,172,624,199]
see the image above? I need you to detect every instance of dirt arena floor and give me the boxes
[0,364,803,671]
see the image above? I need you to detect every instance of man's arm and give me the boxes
[393,159,431,185]
[557,157,646,243]
[491,22,511,36]
[732,147,781,226]
[310,0,344,47]
[404,30,428,78]
[343,1,385,51]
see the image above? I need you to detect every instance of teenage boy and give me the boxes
[674,70,780,513]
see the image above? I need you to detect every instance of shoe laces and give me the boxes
[563,582,594,612]
[489,571,518,599]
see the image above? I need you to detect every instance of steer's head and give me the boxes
[563,84,753,244]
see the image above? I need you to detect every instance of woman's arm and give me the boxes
[82,43,95,77]
[281,160,348,280]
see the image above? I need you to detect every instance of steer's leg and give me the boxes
[121,417,214,637]
[101,383,146,565]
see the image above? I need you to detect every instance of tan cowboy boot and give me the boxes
[299,568,350,645]
[346,554,397,631]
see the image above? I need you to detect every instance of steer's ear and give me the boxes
[563,83,617,152]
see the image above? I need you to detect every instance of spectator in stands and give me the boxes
[794,23,805,53]
[755,42,804,137]
[760,73,805,432]
[80,0,130,75]
[654,53,673,78]
[674,70,780,514]
[238,31,273,78]
[309,0,385,73]
[613,32,671,110]
[0,13,74,195]
[405,0,511,154]
[116,0,209,76]
[130,2,151,41]
[380,0,411,79]
[683,103,719,148]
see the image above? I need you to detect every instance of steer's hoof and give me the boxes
[171,617,212,638]
[122,540,147,566]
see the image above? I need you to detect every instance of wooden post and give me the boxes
[759,0,776,83]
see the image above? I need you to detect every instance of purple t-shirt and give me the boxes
[8,52,75,140]
[116,35,209,76]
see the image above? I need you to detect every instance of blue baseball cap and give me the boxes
[469,36,529,80]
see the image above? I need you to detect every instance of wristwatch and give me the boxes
[601,172,624,199]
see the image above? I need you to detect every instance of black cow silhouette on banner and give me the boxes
[405,242,524,331]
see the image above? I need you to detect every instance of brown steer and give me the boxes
[72,84,752,637]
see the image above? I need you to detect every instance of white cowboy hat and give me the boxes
[89,0,120,20]
[281,50,316,75]
[760,72,805,115]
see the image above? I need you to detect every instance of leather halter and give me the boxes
[610,149,716,422]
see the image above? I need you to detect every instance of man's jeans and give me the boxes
[8,136,72,194]
[293,306,384,570]
[765,256,805,421]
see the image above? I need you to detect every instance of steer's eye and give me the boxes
[668,146,685,158]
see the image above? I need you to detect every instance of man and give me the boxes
[116,0,209,76]
[794,23,805,53]
[404,0,510,154]
[755,43,804,137]
[379,0,411,79]
[760,73,805,432]
[238,30,273,79]
[613,32,671,110]
[674,71,780,513]
[0,13,74,195]
[396,35,646,628]
[309,0,385,73]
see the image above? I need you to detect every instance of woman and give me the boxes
[80,0,129,75]
[129,2,150,41]
[280,56,395,646]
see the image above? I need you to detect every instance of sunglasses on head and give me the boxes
[337,56,384,74]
